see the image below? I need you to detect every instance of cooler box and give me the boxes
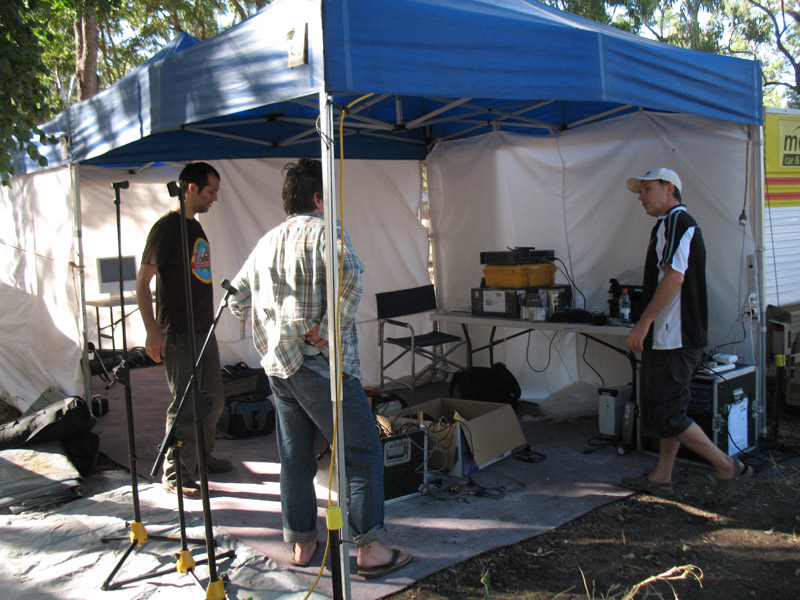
[484,263,556,289]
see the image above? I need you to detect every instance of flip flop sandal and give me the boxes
[290,539,320,567]
[706,460,754,508]
[620,473,674,497]
[357,549,413,579]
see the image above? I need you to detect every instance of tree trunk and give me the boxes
[75,11,99,100]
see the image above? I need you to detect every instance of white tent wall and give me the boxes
[428,111,759,400]
[0,167,83,410]
[79,165,182,351]
[203,158,429,387]
[77,159,428,391]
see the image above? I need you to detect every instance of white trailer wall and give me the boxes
[428,112,760,399]
[762,108,800,311]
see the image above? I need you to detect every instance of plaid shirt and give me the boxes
[229,213,364,379]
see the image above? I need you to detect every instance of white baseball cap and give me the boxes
[626,167,682,194]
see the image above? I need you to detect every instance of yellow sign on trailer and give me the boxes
[764,109,800,308]
[764,112,800,207]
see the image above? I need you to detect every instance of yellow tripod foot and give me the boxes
[206,577,226,600]
[129,521,148,546]
[175,549,196,574]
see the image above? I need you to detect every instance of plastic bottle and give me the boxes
[618,288,632,323]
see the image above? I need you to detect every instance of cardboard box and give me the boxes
[377,398,527,477]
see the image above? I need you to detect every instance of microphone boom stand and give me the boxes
[100,180,209,592]
[148,180,232,600]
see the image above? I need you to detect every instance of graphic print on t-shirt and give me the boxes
[192,238,212,283]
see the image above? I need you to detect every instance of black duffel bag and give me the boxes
[220,362,271,397]
[217,394,275,438]
[449,362,521,408]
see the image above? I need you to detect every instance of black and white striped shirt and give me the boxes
[642,205,708,350]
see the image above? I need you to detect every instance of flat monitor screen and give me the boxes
[97,256,137,295]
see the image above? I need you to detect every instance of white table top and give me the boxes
[86,293,143,308]
[431,308,632,337]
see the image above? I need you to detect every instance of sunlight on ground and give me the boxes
[241,460,281,475]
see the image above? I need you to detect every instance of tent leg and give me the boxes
[319,91,352,600]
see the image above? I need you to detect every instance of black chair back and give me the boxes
[376,284,437,319]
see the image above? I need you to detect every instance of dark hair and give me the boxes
[179,162,220,193]
[282,158,323,215]
[659,179,682,203]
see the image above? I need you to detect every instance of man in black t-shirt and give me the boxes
[620,168,752,507]
[136,162,232,499]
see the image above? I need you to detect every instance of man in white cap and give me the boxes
[621,168,752,506]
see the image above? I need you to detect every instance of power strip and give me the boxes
[697,362,737,376]
[745,254,757,295]
[712,353,738,365]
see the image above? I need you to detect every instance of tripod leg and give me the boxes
[172,444,196,574]
[101,541,138,591]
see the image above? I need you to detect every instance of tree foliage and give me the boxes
[738,0,800,107]
[0,0,57,185]
[0,0,268,184]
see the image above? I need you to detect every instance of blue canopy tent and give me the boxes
[5,0,766,426]
[3,2,765,596]
[14,0,761,174]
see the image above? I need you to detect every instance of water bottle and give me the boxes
[618,288,632,323]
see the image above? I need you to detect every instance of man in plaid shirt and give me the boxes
[229,159,412,578]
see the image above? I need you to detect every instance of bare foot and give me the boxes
[291,539,319,566]
[717,456,737,480]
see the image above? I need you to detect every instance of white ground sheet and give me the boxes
[0,470,330,600]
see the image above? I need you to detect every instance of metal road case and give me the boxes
[640,364,758,462]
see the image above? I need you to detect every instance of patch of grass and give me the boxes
[579,564,703,600]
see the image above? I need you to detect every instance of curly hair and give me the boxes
[282,158,323,215]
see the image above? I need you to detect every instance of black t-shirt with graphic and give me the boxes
[142,211,214,334]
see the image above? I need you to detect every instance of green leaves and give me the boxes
[0,0,56,184]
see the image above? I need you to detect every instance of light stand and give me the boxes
[100,180,209,592]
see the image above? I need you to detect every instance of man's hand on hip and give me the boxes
[304,323,328,349]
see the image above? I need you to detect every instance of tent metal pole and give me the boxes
[72,163,93,402]
[753,123,768,435]
[320,91,353,600]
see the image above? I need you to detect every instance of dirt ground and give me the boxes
[386,406,800,600]
[3,393,799,600]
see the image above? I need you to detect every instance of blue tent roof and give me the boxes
[14,0,762,174]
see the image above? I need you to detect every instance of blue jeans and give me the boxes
[269,362,386,546]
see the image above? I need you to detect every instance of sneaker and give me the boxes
[206,455,234,474]
[164,479,202,499]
